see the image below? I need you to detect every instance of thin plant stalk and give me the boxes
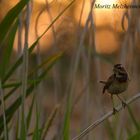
[35,6,44,129]
[45,0,61,104]
[90,12,104,139]
[45,1,62,139]
[81,51,90,140]
[15,1,23,138]
[66,0,95,100]
[20,2,31,138]
[77,0,86,31]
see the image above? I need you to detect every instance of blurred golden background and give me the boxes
[0,0,134,54]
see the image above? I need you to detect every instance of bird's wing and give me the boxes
[103,74,115,94]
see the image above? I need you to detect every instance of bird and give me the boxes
[100,64,129,114]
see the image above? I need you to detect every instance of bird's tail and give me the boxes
[99,81,106,84]
[99,81,106,94]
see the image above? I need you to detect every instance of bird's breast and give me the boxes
[107,80,129,94]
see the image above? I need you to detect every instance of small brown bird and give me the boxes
[100,64,129,114]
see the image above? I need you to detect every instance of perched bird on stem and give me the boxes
[100,64,130,114]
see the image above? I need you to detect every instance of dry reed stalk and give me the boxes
[72,93,140,140]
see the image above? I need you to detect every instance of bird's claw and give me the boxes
[113,108,118,115]
[122,101,127,108]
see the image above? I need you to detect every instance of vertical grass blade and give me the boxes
[20,116,26,140]
[62,96,71,140]
[127,106,140,131]
[32,102,41,140]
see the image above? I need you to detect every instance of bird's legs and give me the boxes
[116,95,127,108]
[111,95,118,114]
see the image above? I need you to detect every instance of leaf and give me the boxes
[0,73,43,135]
[0,20,18,79]
[0,0,29,46]
[29,52,63,77]
[2,0,75,83]
[62,96,71,140]
[2,82,21,89]
[26,93,35,130]
[0,53,63,135]
[41,105,59,139]
[2,41,37,83]
[32,102,41,140]
[1,52,63,104]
